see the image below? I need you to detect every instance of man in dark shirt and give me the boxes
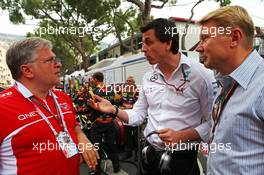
[76,72,121,173]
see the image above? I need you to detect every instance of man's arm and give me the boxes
[196,70,216,142]
[89,95,130,123]
[90,84,148,126]
[74,126,100,170]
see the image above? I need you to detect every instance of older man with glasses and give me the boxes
[0,37,99,175]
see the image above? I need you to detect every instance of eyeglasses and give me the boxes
[26,56,61,65]
[39,57,61,64]
[126,80,133,83]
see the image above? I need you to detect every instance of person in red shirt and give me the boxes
[0,37,99,175]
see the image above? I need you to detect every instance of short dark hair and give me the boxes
[140,18,179,54]
[92,72,104,82]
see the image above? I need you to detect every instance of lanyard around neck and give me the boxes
[28,92,69,136]
[209,81,238,144]
[30,96,61,122]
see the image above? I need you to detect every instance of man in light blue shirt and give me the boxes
[196,5,264,175]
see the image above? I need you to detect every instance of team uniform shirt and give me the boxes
[0,82,80,175]
[126,53,217,149]
[120,85,138,107]
[75,84,120,122]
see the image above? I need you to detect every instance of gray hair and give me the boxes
[6,37,52,80]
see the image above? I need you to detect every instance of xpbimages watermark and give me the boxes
[164,25,232,38]
[32,140,99,153]
[164,141,232,154]
[36,22,232,38]
[97,83,188,96]
[36,23,96,37]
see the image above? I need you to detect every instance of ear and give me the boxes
[166,40,172,51]
[20,64,34,78]
[230,28,243,48]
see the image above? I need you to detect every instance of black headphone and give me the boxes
[141,131,172,174]
[159,150,172,174]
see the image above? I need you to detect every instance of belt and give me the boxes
[96,117,113,124]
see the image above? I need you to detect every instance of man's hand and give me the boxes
[88,95,130,123]
[158,128,181,145]
[158,128,201,146]
[75,126,100,170]
[88,94,115,114]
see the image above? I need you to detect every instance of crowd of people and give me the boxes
[73,73,140,172]
[0,5,264,175]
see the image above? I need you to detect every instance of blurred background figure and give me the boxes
[120,75,138,109]
[119,76,139,160]
[0,86,5,92]
[255,26,264,58]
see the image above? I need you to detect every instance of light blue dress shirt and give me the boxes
[207,50,264,175]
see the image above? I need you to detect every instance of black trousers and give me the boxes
[124,125,138,150]
[90,121,119,171]
[141,145,200,175]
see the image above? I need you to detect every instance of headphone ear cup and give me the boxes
[159,151,172,173]
[142,146,155,165]
[141,146,149,165]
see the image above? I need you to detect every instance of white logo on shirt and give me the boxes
[59,103,69,110]
[18,111,38,120]
[0,92,12,98]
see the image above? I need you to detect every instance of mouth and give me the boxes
[145,55,152,61]
[199,55,207,62]
[55,71,61,76]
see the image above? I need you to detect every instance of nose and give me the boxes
[141,43,147,53]
[55,61,62,68]
[195,41,203,53]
